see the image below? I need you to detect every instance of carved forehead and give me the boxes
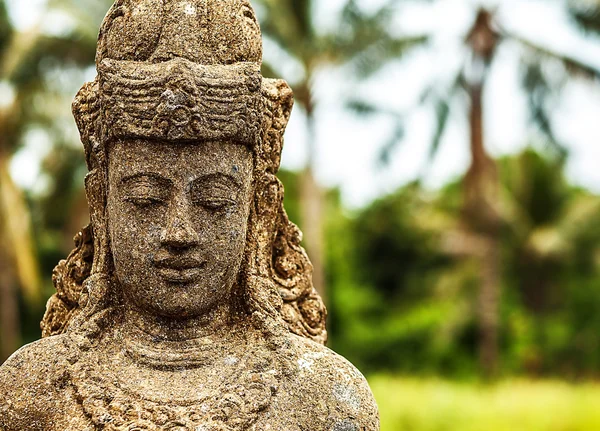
[107,139,254,184]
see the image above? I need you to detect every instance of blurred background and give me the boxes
[2,0,600,429]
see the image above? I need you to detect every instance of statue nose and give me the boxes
[160,203,200,249]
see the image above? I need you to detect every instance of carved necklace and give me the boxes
[69,329,279,431]
[122,330,224,370]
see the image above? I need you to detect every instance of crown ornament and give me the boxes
[99,59,263,144]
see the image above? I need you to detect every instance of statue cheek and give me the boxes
[229,229,243,243]
[110,218,162,270]
[115,211,163,243]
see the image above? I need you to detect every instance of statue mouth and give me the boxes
[152,254,207,283]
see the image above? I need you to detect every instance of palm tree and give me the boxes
[255,0,424,303]
[0,0,98,360]
[352,2,600,377]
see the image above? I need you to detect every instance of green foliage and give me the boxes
[314,148,600,378]
[324,182,479,375]
[256,0,424,102]
[352,184,448,299]
[275,169,302,226]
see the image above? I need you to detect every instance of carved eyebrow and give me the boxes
[119,172,173,187]
[189,173,242,189]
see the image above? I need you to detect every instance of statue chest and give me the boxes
[68,345,281,431]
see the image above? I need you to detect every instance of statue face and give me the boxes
[107,140,253,318]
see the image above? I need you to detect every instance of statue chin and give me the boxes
[123,286,219,320]
[120,278,234,320]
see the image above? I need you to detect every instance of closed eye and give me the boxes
[119,173,172,208]
[196,198,236,211]
[125,196,166,207]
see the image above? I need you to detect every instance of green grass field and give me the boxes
[369,376,600,431]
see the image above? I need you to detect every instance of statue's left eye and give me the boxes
[197,199,236,212]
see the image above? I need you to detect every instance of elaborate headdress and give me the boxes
[41,0,327,344]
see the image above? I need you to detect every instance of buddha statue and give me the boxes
[0,1,379,430]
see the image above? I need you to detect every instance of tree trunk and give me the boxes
[300,98,327,305]
[465,82,501,379]
[477,237,500,378]
[463,9,502,378]
[0,132,40,361]
[0,149,21,362]
[0,246,20,362]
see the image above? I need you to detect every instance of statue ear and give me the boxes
[42,79,110,337]
[72,78,111,276]
[252,78,328,345]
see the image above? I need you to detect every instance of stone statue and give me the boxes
[0,1,379,430]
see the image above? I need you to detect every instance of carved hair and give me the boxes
[41,0,327,345]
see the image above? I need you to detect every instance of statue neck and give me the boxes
[122,302,234,343]
[111,302,248,370]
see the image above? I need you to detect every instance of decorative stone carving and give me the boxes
[0,1,379,430]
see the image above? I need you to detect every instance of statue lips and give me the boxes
[152,253,207,284]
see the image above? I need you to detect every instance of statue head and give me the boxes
[41,0,327,344]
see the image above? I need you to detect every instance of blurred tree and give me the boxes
[336,148,600,377]
[499,149,600,375]
[351,2,600,377]
[255,0,424,304]
[0,0,99,359]
[0,0,41,359]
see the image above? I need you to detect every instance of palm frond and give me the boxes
[261,62,280,80]
[379,121,405,166]
[510,31,600,80]
[9,34,96,87]
[421,69,464,164]
[332,0,428,74]
[289,0,314,40]
[568,0,600,34]
[347,99,380,116]
[347,99,400,117]
[428,98,450,164]
[521,62,568,158]
[257,0,316,65]
[352,36,429,78]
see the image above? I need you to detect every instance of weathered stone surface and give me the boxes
[0,1,380,430]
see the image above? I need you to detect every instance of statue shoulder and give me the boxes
[281,335,380,431]
[0,335,75,430]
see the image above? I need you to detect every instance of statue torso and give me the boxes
[0,324,378,431]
